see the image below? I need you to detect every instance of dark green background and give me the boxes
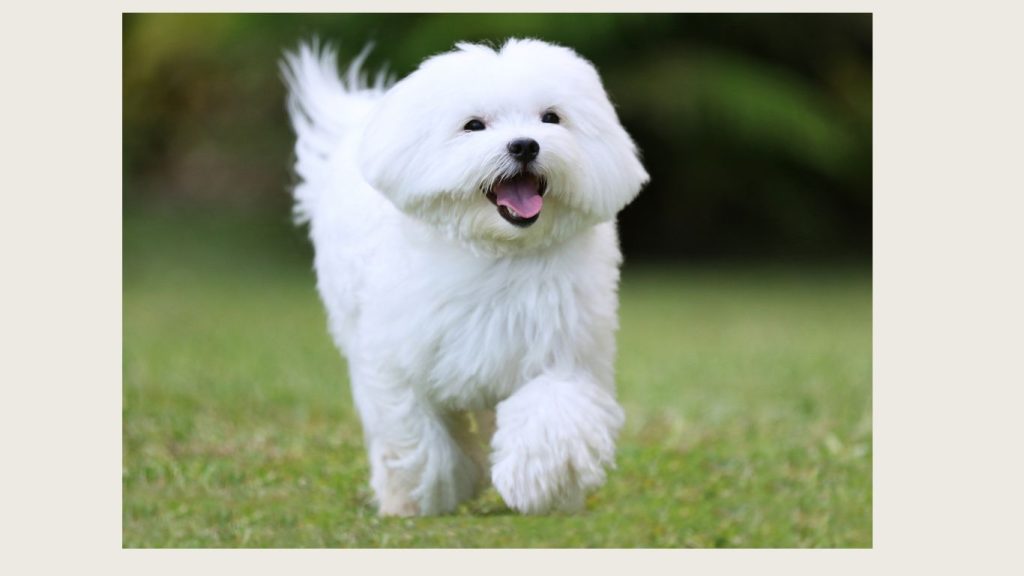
[123,13,871,262]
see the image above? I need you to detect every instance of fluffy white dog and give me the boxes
[282,38,648,516]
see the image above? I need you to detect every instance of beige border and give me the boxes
[6,0,1024,573]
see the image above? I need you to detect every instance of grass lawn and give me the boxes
[123,210,872,547]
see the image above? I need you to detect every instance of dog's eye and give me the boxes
[541,111,560,124]
[463,119,486,132]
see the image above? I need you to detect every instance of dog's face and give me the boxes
[358,39,649,254]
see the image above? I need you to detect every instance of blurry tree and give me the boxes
[123,13,871,261]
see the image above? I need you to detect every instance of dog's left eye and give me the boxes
[541,111,560,124]
[463,119,486,131]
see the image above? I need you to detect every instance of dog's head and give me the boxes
[358,39,649,254]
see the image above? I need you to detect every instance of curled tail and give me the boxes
[280,40,391,223]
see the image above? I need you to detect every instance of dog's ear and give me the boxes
[564,74,650,222]
[357,45,496,215]
[574,110,649,221]
[357,77,444,212]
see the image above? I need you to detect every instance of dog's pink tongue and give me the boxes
[494,175,543,218]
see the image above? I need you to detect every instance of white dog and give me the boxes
[282,38,648,516]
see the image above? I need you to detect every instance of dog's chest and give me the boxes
[441,271,584,406]
[368,254,606,409]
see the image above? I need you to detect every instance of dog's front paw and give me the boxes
[490,375,624,514]
[490,435,589,514]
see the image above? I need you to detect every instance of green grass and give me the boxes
[123,210,871,547]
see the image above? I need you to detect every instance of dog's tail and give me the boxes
[280,40,392,224]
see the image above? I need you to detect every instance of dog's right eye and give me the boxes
[463,119,486,132]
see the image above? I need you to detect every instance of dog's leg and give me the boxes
[448,410,496,494]
[351,370,481,516]
[490,373,624,514]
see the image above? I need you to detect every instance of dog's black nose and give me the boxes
[507,138,540,162]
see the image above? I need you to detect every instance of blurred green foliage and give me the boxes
[123,13,871,260]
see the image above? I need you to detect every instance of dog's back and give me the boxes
[281,42,395,355]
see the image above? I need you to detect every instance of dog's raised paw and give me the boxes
[489,374,624,515]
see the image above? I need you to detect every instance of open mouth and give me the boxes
[484,173,547,228]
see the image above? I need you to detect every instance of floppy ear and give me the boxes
[581,122,649,221]
[357,80,440,211]
[565,89,649,222]
[358,85,414,206]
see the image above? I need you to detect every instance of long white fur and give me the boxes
[282,38,649,516]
